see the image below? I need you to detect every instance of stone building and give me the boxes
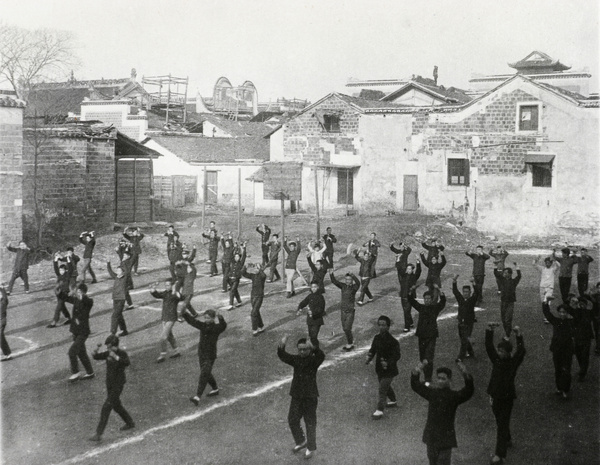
[0,96,25,273]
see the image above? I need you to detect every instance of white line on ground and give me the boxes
[8,336,40,357]
[52,307,487,465]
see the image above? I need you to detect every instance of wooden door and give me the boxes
[403,175,418,211]
[337,169,354,205]
[205,171,218,204]
[116,158,153,222]
[172,176,186,207]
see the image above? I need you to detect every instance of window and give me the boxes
[447,159,469,186]
[518,104,540,131]
[323,114,340,132]
[531,163,552,187]
[337,169,354,204]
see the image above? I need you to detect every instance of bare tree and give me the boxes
[0,23,79,100]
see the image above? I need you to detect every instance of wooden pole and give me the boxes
[346,169,349,216]
[201,166,206,233]
[280,194,285,279]
[314,167,320,238]
[237,167,242,239]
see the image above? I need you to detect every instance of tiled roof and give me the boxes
[149,134,269,164]
[335,93,409,109]
[509,51,570,71]
[198,113,273,137]
[381,76,472,105]
[0,96,26,108]
[23,123,117,139]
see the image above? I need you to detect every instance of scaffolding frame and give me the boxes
[141,74,189,124]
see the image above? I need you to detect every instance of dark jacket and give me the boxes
[151,289,182,322]
[298,292,326,326]
[93,348,130,389]
[241,268,267,297]
[421,242,445,261]
[420,253,446,281]
[278,346,325,398]
[368,331,401,377]
[64,294,93,337]
[542,303,574,353]
[228,249,247,280]
[268,241,281,264]
[354,253,375,278]
[490,249,508,269]
[577,255,594,275]
[181,264,197,295]
[308,256,327,291]
[283,241,302,269]
[494,269,521,303]
[363,239,381,257]
[391,244,412,270]
[452,282,479,325]
[330,272,360,312]
[7,245,30,271]
[79,234,96,259]
[168,242,184,263]
[58,254,80,278]
[554,254,578,278]
[183,313,227,361]
[124,232,144,255]
[107,263,128,301]
[257,225,271,244]
[322,234,337,255]
[411,371,474,449]
[466,251,490,276]
[408,293,447,338]
[485,330,525,399]
[164,231,179,251]
[202,234,220,257]
[54,261,71,295]
[566,299,594,343]
[399,263,421,298]
[221,239,235,264]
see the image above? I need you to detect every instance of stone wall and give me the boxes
[21,132,116,243]
[0,105,24,274]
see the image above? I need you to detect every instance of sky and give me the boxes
[1,0,599,102]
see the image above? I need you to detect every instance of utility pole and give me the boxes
[237,167,242,239]
[313,166,320,238]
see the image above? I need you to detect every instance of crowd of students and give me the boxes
[2,225,598,464]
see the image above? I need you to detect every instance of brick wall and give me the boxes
[284,95,361,163]
[21,132,116,242]
[413,89,542,175]
[0,107,24,274]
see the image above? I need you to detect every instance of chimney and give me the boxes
[433,66,439,86]
[131,68,137,81]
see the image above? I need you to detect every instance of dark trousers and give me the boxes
[288,397,318,452]
[125,289,132,307]
[574,341,591,378]
[209,251,218,275]
[308,324,321,349]
[492,397,514,458]
[68,334,94,374]
[593,316,600,352]
[261,244,269,266]
[169,261,177,280]
[8,269,29,292]
[341,310,355,345]
[552,348,573,393]
[229,278,241,305]
[577,273,589,297]
[269,262,280,281]
[110,300,127,334]
[222,262,231,291]
[1,324,11,356]
[359,278,373,302]
[81,258,97,282]
[197,357,218,397]
[426,443,452,465]
[182,294,198,317]
[473,275,484,304]
[377,375,396,411]
[500,301,515,338]
[559,277,572,303]
[131,254,139,273]
[418,337,437,382]
[250,294,264,330]
[96,385,134,435]
[457,322,474,359]
[401,297,414,329]
[53,297,71,323]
